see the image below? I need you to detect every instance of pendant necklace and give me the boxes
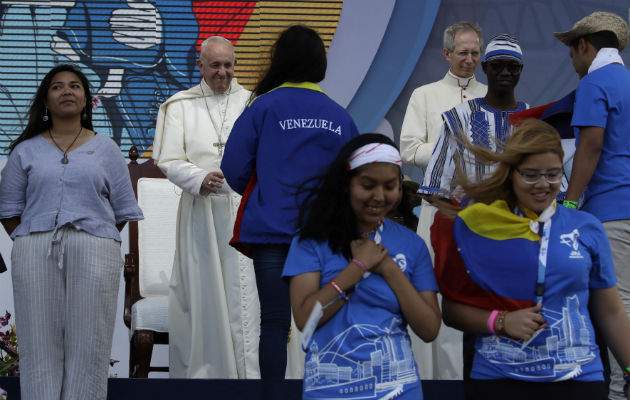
[200,82,230,157]
[49,126,83,164]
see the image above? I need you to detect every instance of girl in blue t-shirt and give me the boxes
[282,134,441,400]
[434,119,630,400]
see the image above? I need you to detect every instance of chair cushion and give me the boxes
[131,296,169,336]
[137,178,181,297]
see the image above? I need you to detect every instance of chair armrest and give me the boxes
[124,252,142,329]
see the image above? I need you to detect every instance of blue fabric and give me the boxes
[0,134,143,241]
[468,206,616,382]
[571,63,630,222]
[282,220,438,399]
[221,84,359,246]
[250,244,291,400]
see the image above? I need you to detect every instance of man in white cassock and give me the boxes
[151,36,259,379]
[399,21,486,381]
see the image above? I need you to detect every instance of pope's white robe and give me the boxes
[153,78,259,379]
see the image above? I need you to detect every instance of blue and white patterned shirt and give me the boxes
[421,98,528,196]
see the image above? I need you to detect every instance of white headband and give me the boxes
[347,143,402,171]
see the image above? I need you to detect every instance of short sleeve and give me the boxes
[571,79,608,129]
[282,235,323,278]
[583,218,616,289]
[422,117,456,194]
[103,140,144,223]
[407,233,439,292]
[0,149,28,218]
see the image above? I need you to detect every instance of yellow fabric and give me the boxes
[248,81,326,106]
[457,200,540,242]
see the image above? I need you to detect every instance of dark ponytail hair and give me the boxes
[252,25,327,97]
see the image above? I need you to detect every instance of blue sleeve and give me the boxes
[221,105,259,194]
[408,234,439,292]
[103,140,144,223]
[583,219,617,289]
[571,79,608,129]
[282,235,323,278]
[0,149,27,218]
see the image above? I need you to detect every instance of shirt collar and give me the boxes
[447,70,476,88]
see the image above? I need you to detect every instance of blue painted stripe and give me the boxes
[346,0,441,133]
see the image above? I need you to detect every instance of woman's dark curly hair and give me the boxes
[297,134,401,259]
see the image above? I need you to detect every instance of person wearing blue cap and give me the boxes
[418,33,529,393]
[420,34,529,200]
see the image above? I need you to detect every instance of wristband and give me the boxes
[351,258,368,273]
[563,200,578,209]
[495,310,508,336]
[487,310,500,334]
[329,280,349,301]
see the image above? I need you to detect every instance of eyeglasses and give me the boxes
[452,50,481,59]
[516,168,563,184]
[486,61,523,74]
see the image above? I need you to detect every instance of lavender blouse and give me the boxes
[0,134,143,241]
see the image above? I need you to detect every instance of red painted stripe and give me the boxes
[192,1,256,50]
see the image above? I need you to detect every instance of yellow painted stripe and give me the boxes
[233,0,343,90]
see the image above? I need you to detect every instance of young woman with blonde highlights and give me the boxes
[435,119,630,400]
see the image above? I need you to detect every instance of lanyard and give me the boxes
[516,205,554,304]
[535,219,552,304]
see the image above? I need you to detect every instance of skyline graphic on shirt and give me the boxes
[304,317,417,399]
[478,294,595,381]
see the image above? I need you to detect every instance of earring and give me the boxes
[42,108,49,122]
[82,108,88,121]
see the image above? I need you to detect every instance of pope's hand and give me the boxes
[200,171,225,195]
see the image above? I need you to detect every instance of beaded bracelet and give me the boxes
[563,200,578,209]
[495,310,508,336]
[351,258,368,273]
[329,280,350,301]
[487,310,500,334]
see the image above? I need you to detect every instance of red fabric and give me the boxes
[431,211,532,311]
[507,102,553,126]
[230,171,258,258]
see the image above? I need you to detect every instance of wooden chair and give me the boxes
[124,145,180,377]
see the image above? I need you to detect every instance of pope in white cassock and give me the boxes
[151,36,259,378]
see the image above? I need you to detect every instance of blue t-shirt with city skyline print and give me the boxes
[469,206,616,382]
[282,219,438,400]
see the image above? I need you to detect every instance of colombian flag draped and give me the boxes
[433,200,549,311]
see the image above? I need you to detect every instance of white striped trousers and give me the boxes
[11,227,122,400]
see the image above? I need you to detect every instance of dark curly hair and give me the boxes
[297,134,401,258]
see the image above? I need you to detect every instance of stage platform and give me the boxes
[0,377,464,399]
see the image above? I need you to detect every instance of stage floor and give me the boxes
[0,377,464,399]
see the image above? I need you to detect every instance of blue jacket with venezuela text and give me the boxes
[221,82,359,256]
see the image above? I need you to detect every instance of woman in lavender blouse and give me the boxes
[0,64,143,399]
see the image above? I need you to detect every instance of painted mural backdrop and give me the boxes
[0,0,342,156]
